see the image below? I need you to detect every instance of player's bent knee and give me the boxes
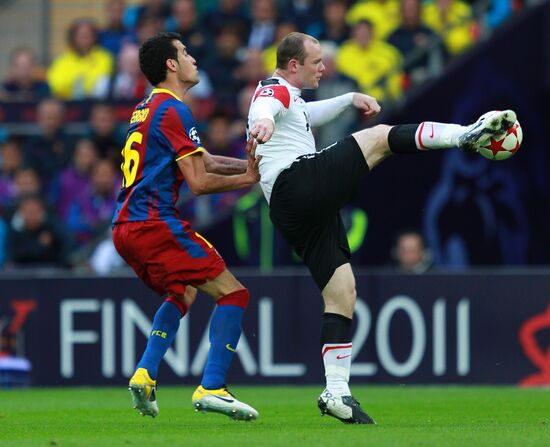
[165,294,189,316]
[353,124,390,142]
[199,268,245,299]
[351,125,392,170]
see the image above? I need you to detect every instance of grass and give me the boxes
[1,385,549,447]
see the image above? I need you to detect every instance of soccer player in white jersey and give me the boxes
[247,32,517,424]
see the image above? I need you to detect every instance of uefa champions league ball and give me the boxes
[478,120,523,161]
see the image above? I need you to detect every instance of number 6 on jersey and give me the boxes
[121,131,142,188]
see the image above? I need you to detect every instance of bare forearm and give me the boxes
[194,172,254,195]
[206,154,247,175]
[180,141,260,195]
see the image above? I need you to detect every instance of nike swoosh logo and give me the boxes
[429,123,434,138]
[336,354,351,360]
[225,344,236,352]
[212,395,234,403]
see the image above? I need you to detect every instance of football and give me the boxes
[478,120,523,161]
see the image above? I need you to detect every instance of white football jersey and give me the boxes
[248,76,316,203]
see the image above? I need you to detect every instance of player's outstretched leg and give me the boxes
[457,110,516,152]
[352,110,518,169]
[192,282,258,421]
[128,295,190,418]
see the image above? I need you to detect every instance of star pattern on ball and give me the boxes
[508,124,521,153]
[483,136,506,157]
[483,124,521,157]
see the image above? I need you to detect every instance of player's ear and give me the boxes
[287,58,299,73]
[166,58,178,72]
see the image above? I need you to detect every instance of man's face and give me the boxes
[1,142,22,173]
[73,140,98,174]
[325,1,346,25]
[253,0,276,21]
[402,0,421,27]
[107,0,125,23]
[21,199,45,232]
[91,105,115,136]
[92,160,116,196]
[295,40,325,89]
[15,169,41,196]
[357,22,374,48]
[172,39,199,86]
[37,100,64,135]
[10,51,34,83]
[73,23,96,55]
[118,44,140,76]
[397,234,424,269]
[173,0,196,30]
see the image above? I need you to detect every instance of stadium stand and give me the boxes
[0,0,544,271]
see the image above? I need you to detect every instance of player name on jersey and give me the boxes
[130,108,149,124]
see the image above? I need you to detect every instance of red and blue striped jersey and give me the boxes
[112,88,204,225]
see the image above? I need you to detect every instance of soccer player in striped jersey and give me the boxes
[112,32,260,421]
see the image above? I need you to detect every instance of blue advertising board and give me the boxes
[1,271,549,386]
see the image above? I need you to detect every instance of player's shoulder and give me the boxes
[158,96,193,122]
[253,78,291,107]
[255,77,290,94]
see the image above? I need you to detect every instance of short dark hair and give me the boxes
[276,32,319,70]
[139,32,181,86]
[67,18,99,49]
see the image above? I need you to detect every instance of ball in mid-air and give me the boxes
[478,120,523,161]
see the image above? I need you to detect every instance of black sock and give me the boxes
[321,312,352,345]
[388,124,420,154]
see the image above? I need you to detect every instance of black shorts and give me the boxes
[269,135,369,290]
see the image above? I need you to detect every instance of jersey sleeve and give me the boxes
[253,85,290,107]
[159,103,205,161]
[249,85,290,124]
[305,93,354,127]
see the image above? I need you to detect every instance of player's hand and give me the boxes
[245,137,261,183]
[249,118,274,144]
[352,93,381,119]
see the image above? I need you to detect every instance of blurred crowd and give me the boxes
[0,0,523,272]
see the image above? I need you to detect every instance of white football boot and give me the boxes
[458,109,516,153]
[192,385,259,421]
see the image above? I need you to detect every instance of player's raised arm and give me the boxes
[177,138,260,195]
[305,93,381,128]
[305,93,354,127]
[249,85,289,143]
